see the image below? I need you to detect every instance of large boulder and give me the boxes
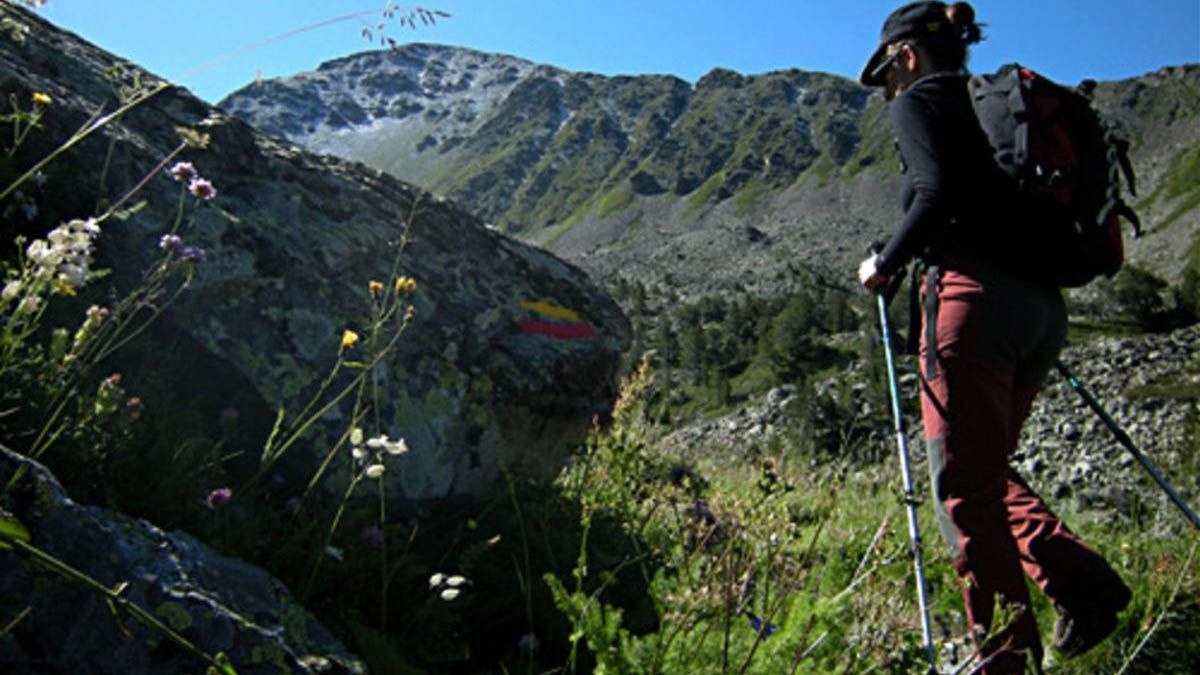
[0,5,631,500]
[0,445,365,674]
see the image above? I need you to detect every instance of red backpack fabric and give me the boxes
[968,64,1140,287]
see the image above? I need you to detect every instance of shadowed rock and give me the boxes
[0,445,365,674]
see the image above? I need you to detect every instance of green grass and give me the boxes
[686,169,726,213]
[541,360,1200,674]
[597,181,635,219]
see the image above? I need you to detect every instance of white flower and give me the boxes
[440,588,461,601]
[350,427,364,446]
[57,264,86,288]
[14,295,41,316]
[366,434,408,455]
[352,447,368,462]
[324,546,344,561]
[1,280,22,301]
[445,575,467,588]
[428,573,445,588]
[365,464,385,479]
[25,239,52,264]
[75,218,100,236]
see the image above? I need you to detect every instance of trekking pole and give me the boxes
[1055,360,1200,532]
[877,292,939,674]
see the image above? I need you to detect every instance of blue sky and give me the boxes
[35,1,1200,104]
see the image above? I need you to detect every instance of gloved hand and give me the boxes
[858,254,889,293]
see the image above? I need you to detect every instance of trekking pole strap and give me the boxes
[924,266,940,379]
[1055,360,1200,532]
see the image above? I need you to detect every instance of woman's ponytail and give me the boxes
[945,2,984,46]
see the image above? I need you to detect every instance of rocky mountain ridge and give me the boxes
[221,44,1200,300]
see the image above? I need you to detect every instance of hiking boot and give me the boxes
[1051,558,1132,658]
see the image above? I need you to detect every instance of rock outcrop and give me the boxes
[0,445,364,674]
[0,5,631,501]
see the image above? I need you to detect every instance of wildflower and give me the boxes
[57,263,86,290]
[445,575,467,588]
[395,276,417,293]
[440,588,461,601]
[206,487,232,508]
[365,464,386,479]
[429,573,445,588]
[126,397,144,421]
[14,295,40,316]
[366,434,408,455]
[2,280,22,302]
[368,280,384,295]
[517,633,539,652]
[168,161,197,183]
[360,525,385,549]
[324,546,344,561]
[188,177,217,201]
[25,240,53,268]
[341,329,360,348]
[31,91,51,106]
[176,127,211,149]
[72,305,109,351]
[85,305,109,323]
[352,447,368,463]
[350,427,364,446]
[54,275,77,296]
[748,615,779,638]
[180,246,206,263]
[159,234,183,251]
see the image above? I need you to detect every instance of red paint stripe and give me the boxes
[519,319,596,339]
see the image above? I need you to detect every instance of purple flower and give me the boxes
[180,246,207,263]
[748,615,779,638]
[206,487,232,508]
[159,234,183,251]
[187,177,217,201]
[517,633,539,652]
[169,161,197,183]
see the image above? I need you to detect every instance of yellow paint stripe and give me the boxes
[520,300,580,322]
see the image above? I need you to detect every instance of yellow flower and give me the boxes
[32,92,52,106]
[341,329,360,348]
[54,276,77,297]
[395,276,417,293]
[368,280,384,294]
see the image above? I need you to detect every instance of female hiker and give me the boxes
[855,3,1131,673]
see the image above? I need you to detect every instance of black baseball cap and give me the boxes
[859,2,954,86]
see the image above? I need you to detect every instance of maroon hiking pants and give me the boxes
[919,264,1106,674]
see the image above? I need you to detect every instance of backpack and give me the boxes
[968,63,1141,288]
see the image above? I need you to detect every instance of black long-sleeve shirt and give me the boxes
[876,72,1017,277]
